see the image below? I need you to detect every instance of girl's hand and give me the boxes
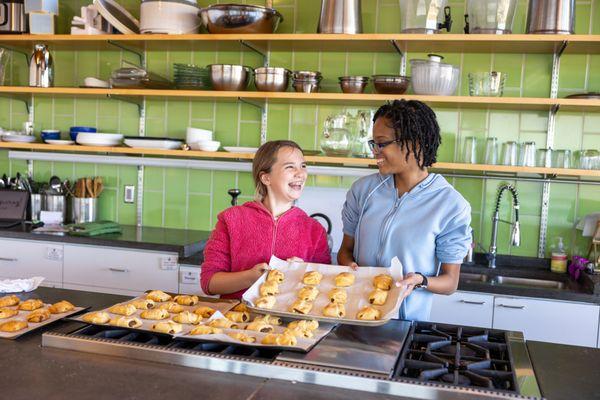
[396,272,424,300]
[249,263,269,280]
[347,262,359,271]
[287,257,304,263]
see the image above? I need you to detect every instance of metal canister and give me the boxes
[526,0,575,34]
[29,193,42,221]
[71,197,97,224]
[43,194,66,223]
[318,0,362,34]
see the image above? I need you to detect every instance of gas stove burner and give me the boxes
[442,372,472,386]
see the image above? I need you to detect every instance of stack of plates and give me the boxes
[124,136,183,150]
[174,64,211,90]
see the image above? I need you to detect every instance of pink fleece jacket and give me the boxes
[201,201,331,299]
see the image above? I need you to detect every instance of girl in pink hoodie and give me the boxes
[201,140,331,299]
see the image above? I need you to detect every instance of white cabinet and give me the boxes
[0,238,63,285]
[63,244,178,295]
[493,296,600,347]
[429,291,494,328]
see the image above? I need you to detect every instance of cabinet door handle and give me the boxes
[498,304,525,309]
[460,299,485,305]
[0,257,17,262]
[109,267,130,273]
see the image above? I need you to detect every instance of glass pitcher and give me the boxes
[321,110,371,157]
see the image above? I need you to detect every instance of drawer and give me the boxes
[0,238,63,283]
[429,291,494,328]
[179,266,213,297]
[63,245,178,293]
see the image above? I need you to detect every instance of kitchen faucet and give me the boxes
[488,184,520,269]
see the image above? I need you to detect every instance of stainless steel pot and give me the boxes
[318,0,362,34]
[0,0,27,34]
[207,64,252,91]
[526,0,575,34]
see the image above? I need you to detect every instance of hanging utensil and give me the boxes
[63,179,76,197]
[49,175,62,194]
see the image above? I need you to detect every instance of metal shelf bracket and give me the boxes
[239,40,267,61]
[106,94,146,136]
[390,40,407,76]
[107,40,146,68]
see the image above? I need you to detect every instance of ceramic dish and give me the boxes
[189,140,220,152]
[124,138,182,150]
[223,146,259,154]
[76,132,123,147]
[1,135,36,143]
[45,140,75,145]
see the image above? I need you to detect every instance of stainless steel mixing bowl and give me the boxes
[254,67,291,92]
[208,64,252,91]
[199,4,283,34]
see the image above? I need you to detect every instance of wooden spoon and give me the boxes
[85,177,94,198]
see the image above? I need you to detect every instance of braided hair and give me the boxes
[373,100,441,169]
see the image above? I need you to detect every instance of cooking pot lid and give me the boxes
[94,0,140,34]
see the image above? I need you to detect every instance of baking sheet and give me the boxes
[177,310,335,352]
[71,292,238,336]
[0,302,86,339]
[242,256,405,326]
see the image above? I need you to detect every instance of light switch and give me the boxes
[124,185,135,203]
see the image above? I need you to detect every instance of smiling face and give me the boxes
[372,117,419,175]
[260,146,307,203]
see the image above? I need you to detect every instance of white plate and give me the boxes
[124,139,182,150]
[93,0,140,34]
[76,139,122,147]
[76,132,123,147]
[223,146,259,154]
[1,135,36,143]
[45,140,75,145]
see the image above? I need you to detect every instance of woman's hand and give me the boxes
[396,272,424,300]
[287,257,304,263]
[249,262,269,280]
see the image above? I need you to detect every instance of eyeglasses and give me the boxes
[368,139,400,153]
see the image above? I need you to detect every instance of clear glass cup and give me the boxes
[578,149,600,170]
[462,136,478,164]
[519,141,536,167]
[536,148,552,167]
[501,141,519,166]
[484,137,498,165]
[552,149,572,169]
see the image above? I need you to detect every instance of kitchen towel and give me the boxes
[67,220,122,236]
[0,276,45,293]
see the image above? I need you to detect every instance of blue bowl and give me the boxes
[70,126,96,141]
[41,130,60,141]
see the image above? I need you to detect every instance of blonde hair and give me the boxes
[252,140,304,201]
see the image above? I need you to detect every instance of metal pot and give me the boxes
[526,0,575,34]
[318,0,362,34]
[199,4,283,34]
[207,64,252,91]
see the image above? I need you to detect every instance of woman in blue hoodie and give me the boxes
[338,100,472,321]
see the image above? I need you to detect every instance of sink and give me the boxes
[460,273,566,290]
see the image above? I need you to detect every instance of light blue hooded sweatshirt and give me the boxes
[342,172,472,321]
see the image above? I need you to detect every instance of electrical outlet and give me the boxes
[45,246,63,261]
[124,185,135,203]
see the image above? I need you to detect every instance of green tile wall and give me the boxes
[0,0,599,260]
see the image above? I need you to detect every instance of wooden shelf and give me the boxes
[1,86,599,111]
[0,34,599,54]
[1,142,598,178]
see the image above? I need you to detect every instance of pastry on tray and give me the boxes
[82,311,111,324]
[284,327,313,339]
[193,306,216,318]
[261,332,297,346]
[109,316,143,328]
[0,295,20,307]
[26,308,51,323]
[18,299,44,311]
[189,325,222,335]
[49,300,75,314]
[140,308,170,320]
[289,299,313,315]
[146,290,172,302]
[152,320,182,334]
[245,319,274,333]
[328,288,347,304]
[172,310,201,325]
[0,307,18,319]
[334,272,355,287]
[225,311,250,323]
[297,286,319,302]
[302,271,322,285]
[232,303,249,313]
[266,269,284,283]
[208,318,239,329]
[255,295,276,309]
[0,320,28,332]
[253,314,281,325]
[373,274,393,291]
[130,299,155,310]
[228,332,256,343]
[368,289,389,305]
[259,280,279,296]
[287,319,319,332]
[108,303,137,316]
[157,301,184,314]
[322,302,346,318]
[173,295,199,306]
[356,306,381,321]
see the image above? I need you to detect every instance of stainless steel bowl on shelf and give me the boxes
[292,79,321,93]
[207,64,252,91]
[199,4,283,34]
[372,75,410,94]
[254,67,291,92]
[292,70,322,81]
[339,76,369,94]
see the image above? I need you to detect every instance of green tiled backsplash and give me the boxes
[0,0,599,258]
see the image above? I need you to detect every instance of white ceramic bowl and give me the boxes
[186,127,213,144]
[76,132,124,146]
[190,140,220,152]
[140,0,201,34]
